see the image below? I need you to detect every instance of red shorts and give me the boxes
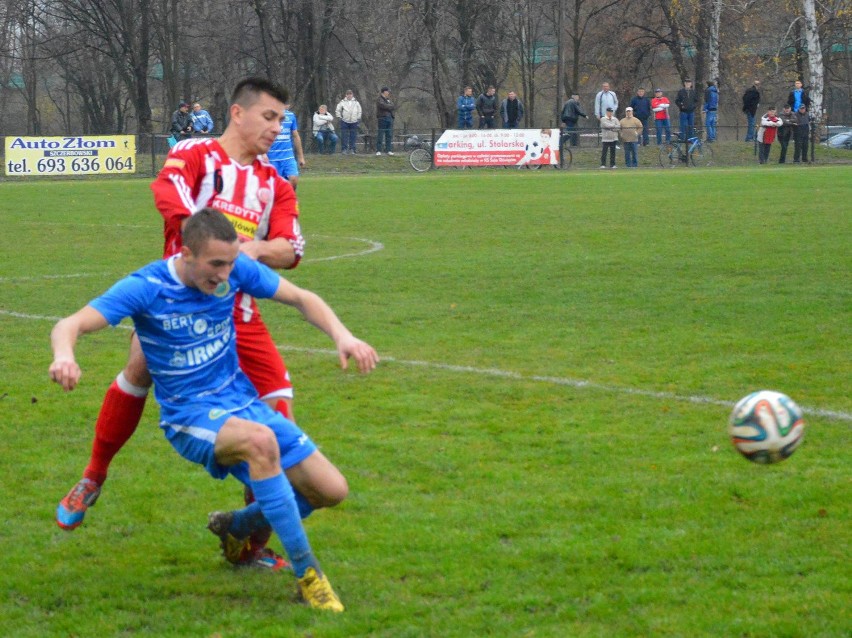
[235,318,293,400]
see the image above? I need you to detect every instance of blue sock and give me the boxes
[228,501,267,538]
[250,473,318,577]
[294,490,315,520]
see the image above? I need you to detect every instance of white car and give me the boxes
[823,131,852,150]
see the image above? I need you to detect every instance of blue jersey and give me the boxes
[267,111,299,178]
[89,254,280,414]
[268,111,298,163]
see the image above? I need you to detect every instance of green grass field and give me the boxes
[1,167,850,637]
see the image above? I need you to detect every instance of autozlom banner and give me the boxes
[4,135,137,176]
[433,129,560,167]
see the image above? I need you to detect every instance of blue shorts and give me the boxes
[159,398,316,484]
[270,157,299,180]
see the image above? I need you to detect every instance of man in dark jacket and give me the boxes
[792,104,811,163]
[500,91,524,129]
[675,79,697,141]
[476,86,498,129]
[742,80,761,141]
[170,102,193,141]
[628,88,652,145]
[560,93,587,147]
[777,104,797,163]
[375,87,396,155]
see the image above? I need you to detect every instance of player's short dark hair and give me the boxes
[231,77,289,108]
[183,208,237,254]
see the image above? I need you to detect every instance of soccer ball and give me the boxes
[729,390,805,464]
[525,141,540,159]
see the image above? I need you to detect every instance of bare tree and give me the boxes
[47,0,153,134]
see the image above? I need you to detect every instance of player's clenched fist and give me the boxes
[50,359,82,392]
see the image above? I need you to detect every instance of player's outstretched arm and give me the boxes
[49,306,110,391]
[271,278,379,373]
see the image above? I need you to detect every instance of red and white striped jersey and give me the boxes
[150,137,304,323]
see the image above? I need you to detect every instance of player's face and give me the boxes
[236,92,286,155]
[183,238,240,294]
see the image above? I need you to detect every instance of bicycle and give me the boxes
[658,134,713,168]
[408,138,434,172]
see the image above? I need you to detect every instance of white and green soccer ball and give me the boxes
[729,390,806,464]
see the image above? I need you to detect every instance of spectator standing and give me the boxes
[560,93,587,147]
[629,88,652,146]
[594,82,618,119]
[375,87,396,155]
[312,105,338,154]
[456,86,475,129]
[599,107,620,169]
[476,86,498,129]
[742,80,761,141]
[777,105,797,164]
[675,79,697,140]
[191,102,214,134]
[170,102,193,141]
[786,80,812,112]
[757,106,782,164]
[703,81,719,142]
[792,104,810,163]
[335,90,362,155]
[651,88,671,144]
[268,101,306,189]
[619,106,643,168]
[500,91,524,129]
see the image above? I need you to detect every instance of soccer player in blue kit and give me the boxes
[49,209,378,612]
[267,101,306,189]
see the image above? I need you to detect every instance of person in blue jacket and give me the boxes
[457,86,475,129]
[191,102,215,134]
[703,81,719,142]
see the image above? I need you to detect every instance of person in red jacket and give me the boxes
[757,106,782,164]
[651,88,671,145]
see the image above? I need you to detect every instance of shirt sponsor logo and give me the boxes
[168,329,231,368]
[162,315,229,337]
[222,213,258,241]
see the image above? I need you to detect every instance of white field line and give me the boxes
[0,236,383,283]
[3,308,849,423]
[276,344,851,423]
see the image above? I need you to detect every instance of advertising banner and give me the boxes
[433,129,560,167]
[4,135,137,177]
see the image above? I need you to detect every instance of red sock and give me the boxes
[83,380,147,485]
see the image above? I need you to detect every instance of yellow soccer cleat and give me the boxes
[297,567,344,612]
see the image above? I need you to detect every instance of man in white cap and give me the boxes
[619,106,643,168]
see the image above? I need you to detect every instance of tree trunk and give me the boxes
[801,0,824,123]
[708,0,722,82]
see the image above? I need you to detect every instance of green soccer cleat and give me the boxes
[297,567,344,612]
